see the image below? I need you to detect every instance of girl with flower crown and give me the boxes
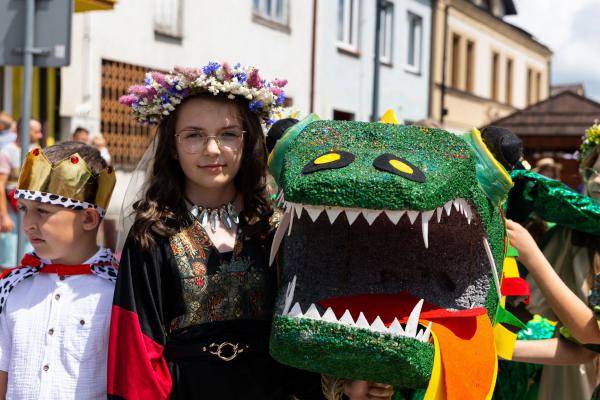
[107,63,394,400]
[506,123,600,399]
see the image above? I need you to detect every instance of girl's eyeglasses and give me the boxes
[175,130,244,154]
[582,167,600,181]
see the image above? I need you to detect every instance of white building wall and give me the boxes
[314,0,432,122]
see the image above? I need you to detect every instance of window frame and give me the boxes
[153,0,183,39]
[379,2,394,65]
[405,11,423,74]
[337,0,360,52]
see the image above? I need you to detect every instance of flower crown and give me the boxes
[119,62,288,126]
[580,122,600,162]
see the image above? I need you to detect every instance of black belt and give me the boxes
[164,338,269,362]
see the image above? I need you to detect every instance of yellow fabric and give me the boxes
[389,159,413,174]
[75,0,117,12]
[379,109,399,125]
[493,323,517,360]
[314,153,341,165]
[503,257,519,278]
[423,330,445,400]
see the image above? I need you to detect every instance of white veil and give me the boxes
[116,135,158,253]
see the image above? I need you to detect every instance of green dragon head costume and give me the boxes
[267,113,528,400]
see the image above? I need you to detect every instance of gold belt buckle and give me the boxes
[206,341,247,362]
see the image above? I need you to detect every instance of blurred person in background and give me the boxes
[0,113,16,150]
[534,157,562,181]
[91,134,112,166]
[72,126,90,144]
[0,119,41,268]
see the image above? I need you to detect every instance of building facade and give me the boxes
[429,0,552,132]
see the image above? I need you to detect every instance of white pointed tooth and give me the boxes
[389,318,405,336]
[282,275,297,315]
[421,210,433,249]
[340,310,355,326]
[325,208,342,224]
[463,202,473,224]
[421,321,432,342]
[322,307,338,323]
[363,210,380,225]
[288,302,303,317]
[405,299,424,338]
[344,209,361,225]
[436,207,443,223]
[483,238,502,301]
[304,303,322,320]
[444,201,453,216]
[385,210,405,224]
[356,312,370,329]
[287,209,295,236]
[305,206,323,222]
[407,210,419,224]
[294,203,303,219]
[269,209,291,266]
[453,199,460,212]
[370,316,387,333]
[416,329,424,341]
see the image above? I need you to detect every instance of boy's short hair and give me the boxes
[44,141,107,175]
[0,111,13,131]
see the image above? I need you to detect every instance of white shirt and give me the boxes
[0,249,116,400]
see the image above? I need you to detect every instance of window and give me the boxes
[526,67,533,105]
[491,52,499,101]
[154,0,183,38]
[450,34,461,88]
[253,0,289,26]
[406,12,423,72]
[338,0,360,50]
[505,58,513,104]
[333,109,355,121]
[380,2,394,64]
[536,71,542,103]
[465,40,475,93]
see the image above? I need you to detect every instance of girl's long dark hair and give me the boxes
[131,93,273,248]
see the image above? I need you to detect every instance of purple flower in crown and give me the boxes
[276,93,286,106]
[222,63,234,80]
[160,94,170,104]
[249,100,264,113]
[202,62,221,76]
[235,71,247,83]
[143,76,153,86]
[247,69,263,89]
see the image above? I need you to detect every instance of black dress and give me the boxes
[107,217,322,400]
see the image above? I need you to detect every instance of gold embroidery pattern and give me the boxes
[169,220,273,331]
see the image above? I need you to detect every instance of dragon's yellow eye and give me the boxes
[373,153,425,183]
[302,151,355,174]
[389,159,413,175]
[314,153,341,165]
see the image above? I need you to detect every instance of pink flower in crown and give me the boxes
[271,79,288,88]
[173,66,202,80]
[150,71,168,87]
[221,62,234,80]
[118,94,138,105]
[270,87,283,97]
[247,68,263,89]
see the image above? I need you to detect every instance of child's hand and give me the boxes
[343,380,394,399]
[505,219,543,269]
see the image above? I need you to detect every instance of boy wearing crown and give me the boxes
[0,141,117,399]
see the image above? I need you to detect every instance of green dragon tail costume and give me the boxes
[267,112,529,400]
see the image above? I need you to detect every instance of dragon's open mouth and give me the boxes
[270,197,500,387]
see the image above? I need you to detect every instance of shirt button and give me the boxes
[54,294,60,300]
[79,320,85,326]
[43,365,49,372]
[59,275,66,281]
[48,328,54,335]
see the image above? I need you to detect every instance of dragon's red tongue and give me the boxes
[319,293,497,399]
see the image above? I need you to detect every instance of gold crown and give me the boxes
[17,148,116,210]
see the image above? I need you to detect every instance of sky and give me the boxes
[505,0,600,102]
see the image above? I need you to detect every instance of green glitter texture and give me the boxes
[270,316,434,387]
[270,120,508,385]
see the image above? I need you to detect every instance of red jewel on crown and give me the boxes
[107,166,113,174]
[32,148,40,156]
[71,156,79,164]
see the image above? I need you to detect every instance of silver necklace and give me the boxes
[190,201,239,233]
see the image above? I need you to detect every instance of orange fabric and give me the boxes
[427,314,496,400]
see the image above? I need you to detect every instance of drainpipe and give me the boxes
[310,0,318,113]
[371,0,384,121]
[427,0,437,119]
[440,2,449,125]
